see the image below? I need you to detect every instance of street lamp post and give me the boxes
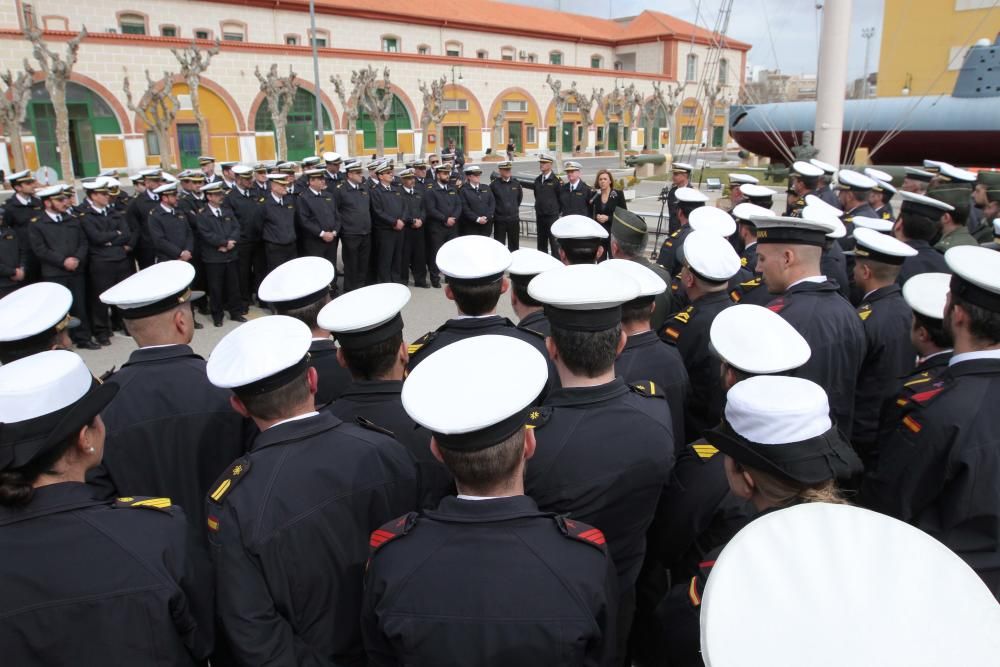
[310,0,324,151]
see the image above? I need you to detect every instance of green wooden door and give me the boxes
[67,105,99,178]
[507,121,522,153]
[608,123,619,151]
[29,103,59,174]
[712,126,725,147]
[442,126,466,151]
[562,122,574,153]
[285,121,313,160]
[360,94,412,151]
[177,124,201,168]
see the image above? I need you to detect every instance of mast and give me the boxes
[814,0,852,165]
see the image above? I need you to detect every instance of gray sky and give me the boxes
[524,0,886,79]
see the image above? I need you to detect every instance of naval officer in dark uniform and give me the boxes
[861,246,1000,595]
[525,263,675,661]
[847,228,917,466]
[362,334,618,666]
[751,214,866,440]
[656,186,707,276]
[606,258,689,448]
[226,165,266,312]
[665,161,693,234]
[458,164,496,237]
[336,160,374,292]
[0,350,213,665]
[836,169,879,249]
[89,260,251,539]
[524,153,562,257]
[407,236,549,371]
[809,158,841,208]
[424,163,462,287]
[320,282,453,510]
[3,169,42,280]
[80,177,134,345]
[551,213,609,264]
[194,180,244,327]
[260,173,298,271]
[205,315,418,666]
[296,168,340,267]
[490,160,523,250]
[508,247,563,337]
[0,282,76,363]
[370,162,406,284]
[660,230,739,443]
[559,161,592,217]
[893,190,952,284]
[257,256,352,404]
[784,160,823,217]
[609,209,675,332]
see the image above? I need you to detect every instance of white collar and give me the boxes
[16,193,32,206]
[454,313,496,320]
[456,494,503,501]
[45,210,63,222]
[788,275,827,289]
[309,187,323,196]
[267,411,320,430]
[271,193,284,204]
[159,203,174,213]
[949,349,1000,366]
[920,349,953,363]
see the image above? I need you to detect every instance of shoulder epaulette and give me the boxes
[858,303,873,321]
[630,381,665,399]
[407,330,436,355]
[370,512,418,553]
[740,277,762,289]
[208,456,252,505]
[555,515,606,552]
[98,366,117,382]
[525,406,552,429]
[356,416,395,438]
[766,297,785,313]
[114,496,174,513]
[690,440,720,460]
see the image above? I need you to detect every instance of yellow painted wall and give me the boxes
[23,140,40,171]
[676,98,704,144]
[424,86,485,153]
[133,82,240,159]
[256,135,276,161]
[488,91,541,151]
[877,0,1000,97]
[97,136,127,169]
[398,131,414,155]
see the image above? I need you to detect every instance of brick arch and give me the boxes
[343,81,418,130]
[441,82,485,129]
[247,79,340,131]
[29,71,133,134]
[487,86,542,125]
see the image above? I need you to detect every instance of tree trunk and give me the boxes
[578,117,589,153]
[7,125,27,172]
[155,126,173,170]
[618,121,625,168]
[420,111,431,157]
[346,118,356,157]
[50,85,74,181]
[190,83,212,156]
[554,107,563,172]
[375,118,386,157]
[667,116,677,159]
[273,115,288,161]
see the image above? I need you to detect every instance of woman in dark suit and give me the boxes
[590,168,628,259]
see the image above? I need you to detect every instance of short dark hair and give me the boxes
[950,291,1000,345]
[611,234,645,257]
[341,332,402,380]
[450,281,502,316]
[900,211,940,241]
[913,312,953,349]
[0,331,61,365]
[512,280,543,308]
[437,428,525,491]
[278,294,329,330]
[621,296,654,324]
[550,324,621,377]
[945,199,969,226]
[236,369,311,420]
[559,239,602,265]
[856,258,900,283]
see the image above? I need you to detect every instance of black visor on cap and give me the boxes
[0,377,119,471]
[851,246,907,266]
[233,354,311,397]
[746,195,773,207]
[705,421,862,485]
[756,227,827,247]
[905,171,933,183]
[272,287,330,312]
[444,272,505,287]
[900,200,945,220]
[433,406,532,452]
[116,287,203,319]
[334,313,404,350]
[950,274,1000,312]
[545,304,622,332]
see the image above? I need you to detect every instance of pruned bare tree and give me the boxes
[255,64,298,161]
[124,69,180,170]
[593,88,610,152]
[0,65,34,172]
[704,82,723,155]
[618,83,639,167]
[355,66,395,156]
[418,76,448,157]
[642,81,672,154]
[492,108,506,152]
[567,83,597,153]
[662,83,684,158]
[171,38,220,156]
[331,73,359,158]
[24,24,87,180]
[546,74,566,170]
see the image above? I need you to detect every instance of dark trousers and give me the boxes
[135,242,156,269]
[427,222,459,283]
[401,226,427,284]
[536,213,559,257]
[48,272,91,343]
[88,259,131,339]
[493,218,520,251]
[374,227,403,284]
[204,260,241,320]
[341,234,371,292]
[264,241,297,273]
[300,235,339,267]
[237,240,265,309]
[459,221,493,237]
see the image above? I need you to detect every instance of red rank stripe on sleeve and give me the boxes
[369,529,396,549]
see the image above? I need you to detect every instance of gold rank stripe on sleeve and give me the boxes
[132,497,172,509]
[688,576,701,606]
[664,327,680,340]
[210,479,231,502]
[692,443,719,459]
[406,343,423,355]
[903,415,922,433]
[903,375,932,388]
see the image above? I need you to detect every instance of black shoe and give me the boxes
[76,340,101,350]
[96,337,112,347]
[213,318,224,327]
[230,315,248,323]
[415,281,430,288]
[194,321,204,330]
[431,280,441,288]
